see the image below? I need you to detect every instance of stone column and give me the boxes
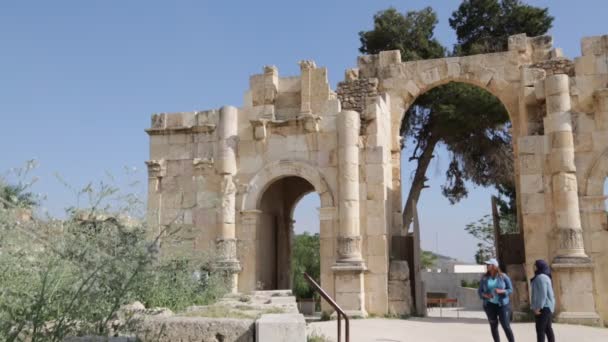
[545,75,588,262]
[544,74,601,325]
[299,60,316,115]
[333,110,367,317]
[336,110,364,265]
[145,159,166,250]
[215,105,241,292]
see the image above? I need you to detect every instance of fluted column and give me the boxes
[545,75,589,263]
[215,105,240,292]
[544,74,600,325]
[336,110,364,265]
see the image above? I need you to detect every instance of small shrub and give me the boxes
[307,329,332,342]
[0,169,228,341]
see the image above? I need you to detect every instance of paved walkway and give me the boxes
[308,317,608,342]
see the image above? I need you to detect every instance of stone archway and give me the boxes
[237,160,336,294]
[580,149,608,321]
[240,160,335,212]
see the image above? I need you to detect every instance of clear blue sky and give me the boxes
[1,1,606,262]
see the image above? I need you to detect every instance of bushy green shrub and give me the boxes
[0,172,227,341]
[291,233,320,299]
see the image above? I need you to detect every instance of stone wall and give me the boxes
[336,74,379,114]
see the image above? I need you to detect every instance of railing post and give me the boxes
[304,272,350,342]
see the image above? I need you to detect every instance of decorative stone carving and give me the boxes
[216,237,238,262]
[298,60,316,70]
[302,114,320,133]
[250,119,268,140]
[151,113,166,129]
[145,160,166,178]
[337,236,362,261]
[558,228,585,252]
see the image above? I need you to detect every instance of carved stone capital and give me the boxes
[302,114,321,133]
[145,159,166,178]
[250,119,268,141]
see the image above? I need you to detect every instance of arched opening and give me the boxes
[395,80,524,316]
[256,176,319,291]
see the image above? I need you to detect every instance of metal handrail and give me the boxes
[303,272,349,342]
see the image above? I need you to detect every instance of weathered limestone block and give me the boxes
[508,33,528,52]
[389,260,410,281]
[581,35,608,56]
[379,50,401,68]
[518,135,549,155]
[520,174,544,194]
[388,280,410,301]
[136,317,254,342]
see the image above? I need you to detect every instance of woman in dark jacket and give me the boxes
[531,259,555,342]
[478,258,515,342]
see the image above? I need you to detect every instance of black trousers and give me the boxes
[535,307,555,342]
[484,302,515,342]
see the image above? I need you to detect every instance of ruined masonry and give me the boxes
[146,33,608,325]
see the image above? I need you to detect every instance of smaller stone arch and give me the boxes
[240,160,335,212]
[582,148,608,196]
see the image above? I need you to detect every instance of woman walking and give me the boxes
[531,259,556,342]
[478,258,515,342]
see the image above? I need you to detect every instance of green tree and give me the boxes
[421,250,438,269]
[291,232,320,299]
[359,2,553,229]
[465,215,496,264]
[450,0,553,55]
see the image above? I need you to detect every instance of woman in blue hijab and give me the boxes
[531,259,555,342]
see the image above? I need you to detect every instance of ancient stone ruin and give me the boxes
[146,33,608,325]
